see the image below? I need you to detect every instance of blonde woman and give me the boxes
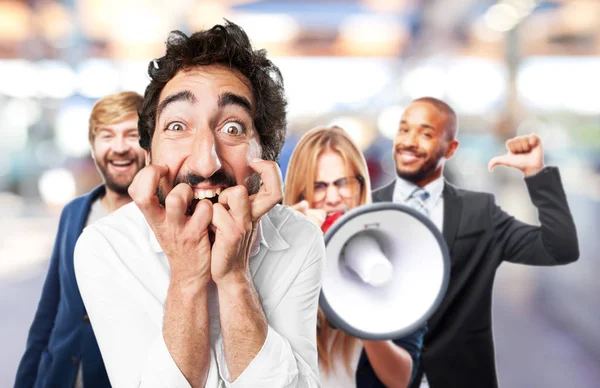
[284,126,426,388]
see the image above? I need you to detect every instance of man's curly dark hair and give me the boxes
[138,20,287,162]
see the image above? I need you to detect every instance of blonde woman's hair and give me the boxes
[88,91,143,143]
[283,125,372,375]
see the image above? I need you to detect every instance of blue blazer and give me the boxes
[15,185,111,388]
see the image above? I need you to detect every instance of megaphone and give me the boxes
[319,202,450,340]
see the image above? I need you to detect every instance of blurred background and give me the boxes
[1,0,599,386]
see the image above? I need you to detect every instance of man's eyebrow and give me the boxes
[218,92,253,117]
[399,120,435,131]
[157,90,197,120]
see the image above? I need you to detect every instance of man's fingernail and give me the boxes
[251,158,263,163]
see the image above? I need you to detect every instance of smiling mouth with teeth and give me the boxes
[110,160,134,166]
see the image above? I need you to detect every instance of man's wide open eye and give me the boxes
[166,122,186,132]
[222,121,245,136]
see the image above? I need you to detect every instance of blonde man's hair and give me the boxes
[283,125,372,376]
[88,91,143,143]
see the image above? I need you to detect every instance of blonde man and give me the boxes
[15,91,146,388]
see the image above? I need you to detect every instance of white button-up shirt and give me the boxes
[74,202,325,388]
[392,176,445,232]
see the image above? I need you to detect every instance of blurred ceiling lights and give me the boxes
[446,58,506,115]
[402,64,446,100]
[328,116,376,151]
[0,59,147,99]
[485,3,522,32]
[38,168,77,206]
[483,0,539,33]
[54,100,94,157]
[38,60,76,99]
[120,61,152,95]
[338,15,409,56]
[188,0,231,30]
[0,60,38,98]
[37,2,74,44]
[401,58,507,115]
[276,57,392,119]
[0,1,31,41]
[79,0,171,43]
[228,12,301,43]
[361,0,416,13]
[378,105,405,140]
[76,59,120,98]
[0,99,41,152]
[518,57,600,115]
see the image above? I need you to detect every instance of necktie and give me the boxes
[408,187,431,388]
[407,188,430,217]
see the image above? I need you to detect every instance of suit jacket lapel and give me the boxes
[374,179,461,250]
[442,181,462,251]
[373,180,396,202]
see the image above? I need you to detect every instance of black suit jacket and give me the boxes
[372,167,579,388]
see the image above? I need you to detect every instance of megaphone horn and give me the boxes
[319,202,450,340]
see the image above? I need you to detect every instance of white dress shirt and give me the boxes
[393,176,444,388]
[392,176,445,232]
[74,202,325,388]
[74,198,109,388]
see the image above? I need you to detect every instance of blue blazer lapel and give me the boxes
[70,185,106,239]
[65,185,105,311]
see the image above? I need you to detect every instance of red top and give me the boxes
[321,211,345,234]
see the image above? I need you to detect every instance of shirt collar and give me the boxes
[147,208,289,256]
[254,211,289,253]
[393,175,445,204]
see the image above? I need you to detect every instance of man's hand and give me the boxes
[247,158,283,221]
[291,200,326,227]
[128,165,213,287]
[488,133,545,177]
[210,158,283,285]
[210,185,255,285]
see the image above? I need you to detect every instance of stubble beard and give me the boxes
[395,146,446,184]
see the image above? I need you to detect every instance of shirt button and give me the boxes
[82,314,90,323]
[72,357,78,365]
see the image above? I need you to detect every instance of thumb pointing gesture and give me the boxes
[487,154,512,172]
[488,134,544,177]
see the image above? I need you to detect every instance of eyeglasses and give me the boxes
[313,176,364,202]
